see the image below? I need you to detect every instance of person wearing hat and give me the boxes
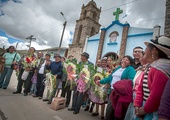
[45,53,63,104]
[35,53,52,99]
[68,52,94,114]
[134,36,170,119]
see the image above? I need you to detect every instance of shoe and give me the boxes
[32,94,37,97]
[89,106,93,113]
[24,93,28,96]
[101,116,105,120]
[68,108,75,111]
[89,108,93,113]
[91,113,99,116]
[38,97,42,99]
[47,101,51,104]
[84,106,89,111]
[13,91,21,94]
[3,88,7,89]
[42,99,49,102]
[73,111,79,114]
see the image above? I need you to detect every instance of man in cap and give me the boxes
[80,52,93,65]
[68,52,94,114]
[45,53,63,104]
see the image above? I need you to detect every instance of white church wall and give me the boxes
[86,39,99,64]
[101,24,123,57]
[128,27,153,34]
[125,34,153,56]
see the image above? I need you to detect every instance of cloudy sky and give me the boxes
[0,0,166,50]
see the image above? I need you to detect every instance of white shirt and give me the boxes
[38,60,46,74]
[111,68,125,89]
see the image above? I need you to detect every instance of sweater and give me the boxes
[100,65,136,85]
[110,79,133,118]
[134,59,170,113]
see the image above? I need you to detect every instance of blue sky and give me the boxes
[0,29,23,43]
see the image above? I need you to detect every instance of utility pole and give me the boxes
[26,35,36,48]
[58,12,67,54]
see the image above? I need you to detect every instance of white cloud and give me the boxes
[0,36,51,50]
[0,0,166,49]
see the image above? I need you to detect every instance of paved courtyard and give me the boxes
[0,72,102,120]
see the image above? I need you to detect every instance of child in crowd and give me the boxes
[30,70,37,96]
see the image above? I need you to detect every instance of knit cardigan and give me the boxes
[100,65,136,85]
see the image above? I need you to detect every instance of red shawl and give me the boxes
[110,79,133,118]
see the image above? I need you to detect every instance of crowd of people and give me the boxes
[0,36,170,120]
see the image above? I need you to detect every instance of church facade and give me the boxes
[68,0,161,64]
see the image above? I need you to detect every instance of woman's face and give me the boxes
[121,57,131,68]
[144,46,152,62]
[139,53,148,65]
[9,47,15,53]
[107,57,112,65]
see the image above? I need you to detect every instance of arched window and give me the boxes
[109,31,119,42]
[77,25,82,43]
[90,27,95,36]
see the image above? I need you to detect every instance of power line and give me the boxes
[35,0,161,37]
[102,0,138,12]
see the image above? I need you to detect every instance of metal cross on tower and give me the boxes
[113,8,123,21]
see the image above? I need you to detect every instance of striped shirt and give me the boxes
[143,67,150,101]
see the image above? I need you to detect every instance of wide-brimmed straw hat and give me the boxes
[144,36,170,56]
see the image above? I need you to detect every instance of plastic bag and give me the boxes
[21,70,29,80]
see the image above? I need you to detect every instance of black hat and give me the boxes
[81,52,89,58]
[54,54,61,58]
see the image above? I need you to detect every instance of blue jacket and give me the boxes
[100,65,136,84]
[46,61,63,79]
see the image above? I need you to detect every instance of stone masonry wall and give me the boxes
[165,0,170,38]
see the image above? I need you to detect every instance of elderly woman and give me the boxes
[0,46,20,89]
[97,55,136,120]
[134,36,170,119]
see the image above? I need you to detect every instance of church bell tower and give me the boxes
[68,0,101,61]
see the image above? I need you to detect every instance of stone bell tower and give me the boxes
[68,0,101,61]
[165,0,170,38]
